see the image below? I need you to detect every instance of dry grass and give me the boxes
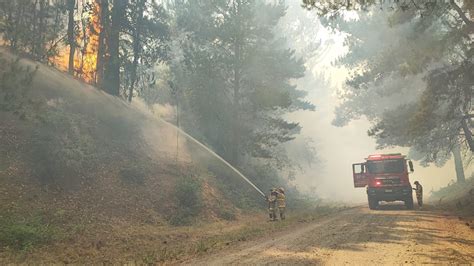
[0,205,345,264]
[429,176,474,216]
[0,51,334,263]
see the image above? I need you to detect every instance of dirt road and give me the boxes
[184,205,474,265]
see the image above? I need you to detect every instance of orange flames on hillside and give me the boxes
[54,0,100,84]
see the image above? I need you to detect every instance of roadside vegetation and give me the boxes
[134,204,346,264]
[0,202,344,264]
[169,176,203,226]
[1,0,473,263]
[143,204,345,264]
[0,214,60,251]
[429,174,474,216]
[0,54,323,262]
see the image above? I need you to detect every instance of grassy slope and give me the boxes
[0,51,329,263]
[0,52,265,262]
[428,176,474,217]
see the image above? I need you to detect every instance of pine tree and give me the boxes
[174,0,313,169]
[309,1,473,181]
[103,0,126,96]
[67,0,76,74]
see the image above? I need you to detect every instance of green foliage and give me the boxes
[0,0,67,61]
[303,0,449,17]
[0,57,145,187]
[173,0,310,164]
[119,166,146,185]
[142,248,182,264]
[123,0,171,100]
[0,214,59,251]
[164,0,315,202]
[208,164,263,210]
[0,59,98,187]
[326,2,473,166]
[0,0,170,101]
[195,239,216,254]
[0,58,38,116]
[28,109,98,186]
[216,207,236,221]
[154,246,182,263]
[169,176,203,225]
[142,251,158,264]
[430,174,474,202]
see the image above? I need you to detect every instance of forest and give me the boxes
[303,0,474,184]
[2,0,473,185]
[1,0,319,192]
[0,0,473,264]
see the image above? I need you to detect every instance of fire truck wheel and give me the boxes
[405,196,414,210]
[368,196,379,210]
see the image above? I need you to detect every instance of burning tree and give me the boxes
[1,0,169,101]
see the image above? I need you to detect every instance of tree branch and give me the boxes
[43,34,67,61]
[461,116,474,152]
[450,0,474,31]
[411,0,421,11]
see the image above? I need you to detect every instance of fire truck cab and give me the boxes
[352,153,415,210]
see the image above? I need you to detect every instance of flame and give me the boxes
[76,1,100,83]
[53,0,100,84]
[52,49,70,72]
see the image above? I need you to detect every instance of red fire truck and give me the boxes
[352,153,415,210]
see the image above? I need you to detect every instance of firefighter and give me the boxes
[413,181,423,208]
[276,187,286,220]
[267,188,277,221]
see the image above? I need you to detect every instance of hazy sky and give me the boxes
[282,3,471,202]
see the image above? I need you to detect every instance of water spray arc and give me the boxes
[164,119,266,198]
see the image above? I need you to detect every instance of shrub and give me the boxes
[0,58,38,115]
[119,166,145,185]
[27,108,99,187]
[430,175,474,202]
[0,215,58,251]
[217,208,236,221]
[169,177,202,225]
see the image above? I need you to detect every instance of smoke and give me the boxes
[279,2,472,202]
[5,50,267,201]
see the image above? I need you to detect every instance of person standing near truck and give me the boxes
[413,181,423,208]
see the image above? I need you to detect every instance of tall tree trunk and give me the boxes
[36,0,46,60]
[230,0,242,164]
[47,3,62,62]
[67,0,76,75]
[5,3,13,48]
[31,0,38,58]
[127,0,145,102]
[452,144,466,183]
[96,0,109,87]
[11,3,27,51]
[231,39,241,164]
[461,116,474,152]
[11,4,24,50]
[103,0,126,96]
[78,1,88,79]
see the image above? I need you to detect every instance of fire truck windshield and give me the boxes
[367,159,404,174]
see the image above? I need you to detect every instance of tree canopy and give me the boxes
[303,0,473,181]
[0,0,317,191]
